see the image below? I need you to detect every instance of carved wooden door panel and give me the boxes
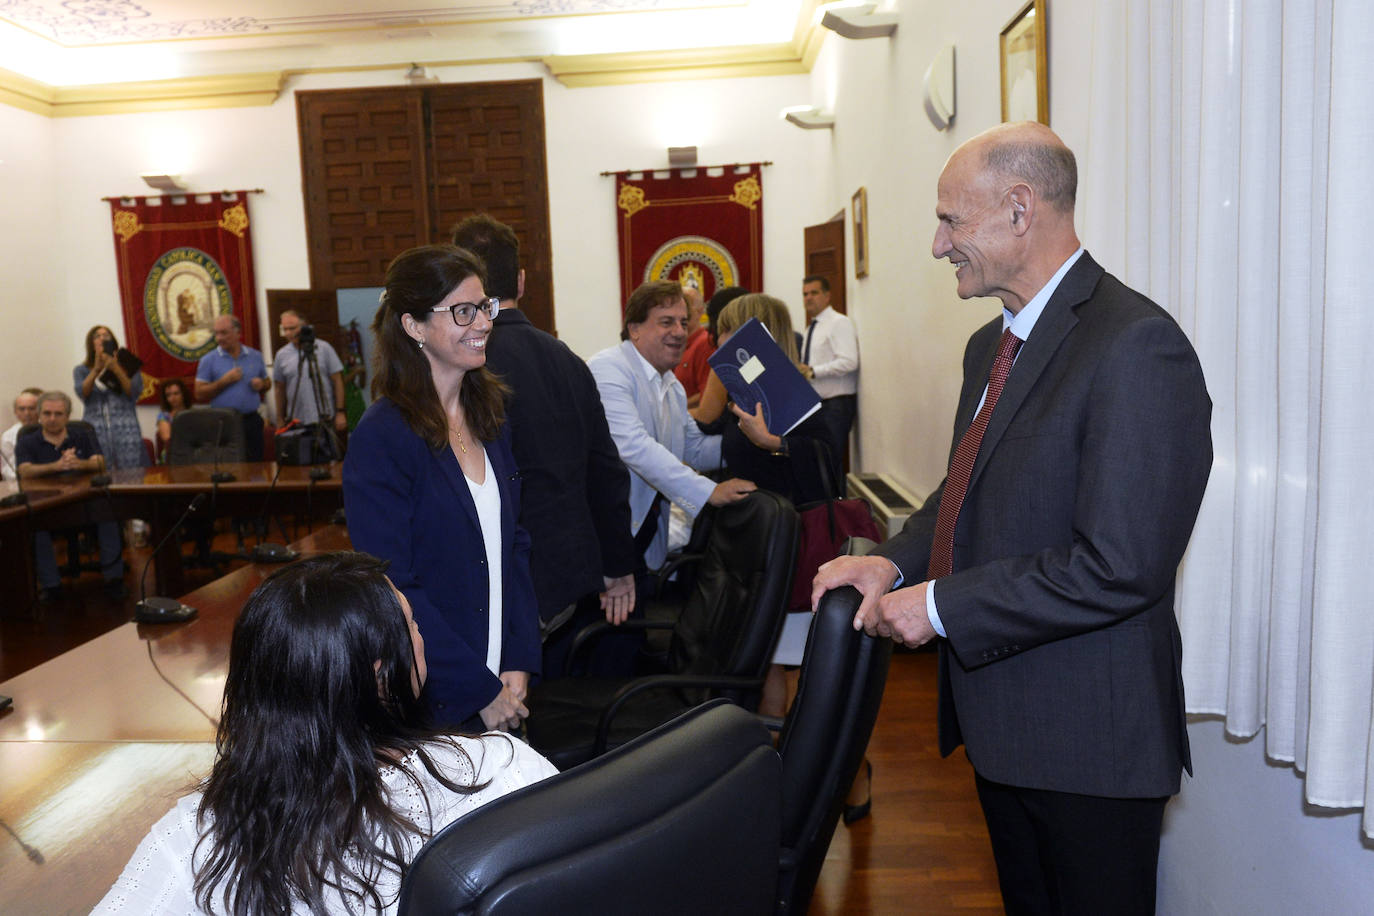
[803,216,847,313]
[296,81,555,334]
[297,89,431,291]
[427,81,555,335]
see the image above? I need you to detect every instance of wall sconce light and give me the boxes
[781,106,836,130]
[923,43,957,130]
[821,2,898,39]
[668,146,698,167]
[141,174,187,192]
[406,63,438,84]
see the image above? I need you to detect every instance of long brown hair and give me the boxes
[372,244,508,449]
[83,325,117,368]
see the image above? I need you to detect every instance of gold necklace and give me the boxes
[454,427,468,454]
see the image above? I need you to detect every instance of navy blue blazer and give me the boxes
[343,397,541,727]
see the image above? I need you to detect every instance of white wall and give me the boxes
[0,103,63,431]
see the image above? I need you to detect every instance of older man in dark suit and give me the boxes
[814,122,1212,914]
[452,214,638,678]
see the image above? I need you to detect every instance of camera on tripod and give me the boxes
[297,323,316,354]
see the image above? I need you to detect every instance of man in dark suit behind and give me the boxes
[452,214,638,678]
[813,122,1212,914]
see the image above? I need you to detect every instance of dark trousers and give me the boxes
[815,394,856,487]
[974,772,1167,916]
[240,411,264,462]
[541,591,645,680]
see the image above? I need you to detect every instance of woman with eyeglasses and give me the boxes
[344,244,541,736]
[92,551,556,915]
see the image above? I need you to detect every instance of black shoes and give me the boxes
[842,760,873,826]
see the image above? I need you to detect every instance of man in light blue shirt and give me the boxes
[588,280,756,571]
[273,310,347,432]
[194,315,270,460]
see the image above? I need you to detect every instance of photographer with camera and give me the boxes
[273,311,347,459]
[74,324,148,469]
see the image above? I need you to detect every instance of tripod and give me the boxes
[285,336,342,463]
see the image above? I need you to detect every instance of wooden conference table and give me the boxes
[0,462,342,615]
[0,524,352,915]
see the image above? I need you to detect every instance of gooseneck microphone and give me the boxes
[209,415,235,484]
[247,460,297,563]
[133,492,207,624]
[0,449,27,508]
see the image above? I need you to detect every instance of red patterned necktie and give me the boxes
[927,329,1022,579]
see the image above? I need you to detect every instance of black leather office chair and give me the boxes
[166,407,246,466]
[525,489,800,769]
[398,700,781,916]
[773,537,892,915]
[167,407,246,568]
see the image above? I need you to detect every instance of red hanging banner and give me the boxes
[107,193,260,403]
[614,164,764,309]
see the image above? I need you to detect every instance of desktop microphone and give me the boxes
[133,492,207,624]
[209,415,235,484]
[246,460,297,564]
[0,450,26,508]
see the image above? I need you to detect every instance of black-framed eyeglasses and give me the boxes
[431,297,500,327]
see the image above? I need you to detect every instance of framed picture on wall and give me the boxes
[1000,0,1048,124]
[852,187,869,278]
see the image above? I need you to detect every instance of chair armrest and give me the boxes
[642,550,705,599]
[566,618,676,671]
[592,674,767,756]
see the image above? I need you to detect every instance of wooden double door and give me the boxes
[295,79,556,334]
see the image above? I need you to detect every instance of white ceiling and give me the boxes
[0,0,814,86]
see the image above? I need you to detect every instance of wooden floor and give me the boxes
[1,539,1004,915]
[810,648,1003,914]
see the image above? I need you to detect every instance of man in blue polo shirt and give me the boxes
[16,391,125,602]
[194,314,271,460]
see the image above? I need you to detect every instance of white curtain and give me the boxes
[1083,0,1374,838]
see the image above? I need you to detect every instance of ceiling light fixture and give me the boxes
[821,2,898,39]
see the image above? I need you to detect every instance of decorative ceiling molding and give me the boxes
[0,1,837,113]
[0,67,284,117]
[544,42,808,88]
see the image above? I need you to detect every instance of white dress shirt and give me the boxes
[0,422,20,480]
[802,306,859,398]
[588,340,722,569]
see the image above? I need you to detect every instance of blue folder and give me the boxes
[708,317,821,436]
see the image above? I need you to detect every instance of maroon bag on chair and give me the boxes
[788,496,884,610]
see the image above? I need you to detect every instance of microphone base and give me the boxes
[209,472,236,483]
[90,474,112,488]
[134,596,198,624]
[309,466,332,481]
[0,493,28,508]
[250,543,298,564]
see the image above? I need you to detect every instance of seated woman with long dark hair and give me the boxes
[93,552,556,915]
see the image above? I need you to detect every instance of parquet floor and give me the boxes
[811,649,1003,914]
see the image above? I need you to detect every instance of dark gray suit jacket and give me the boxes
[486,308,637,621]
[875,252,1212,798]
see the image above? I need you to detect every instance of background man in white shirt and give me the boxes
[799,275,859,487]
[1,387,42,480]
